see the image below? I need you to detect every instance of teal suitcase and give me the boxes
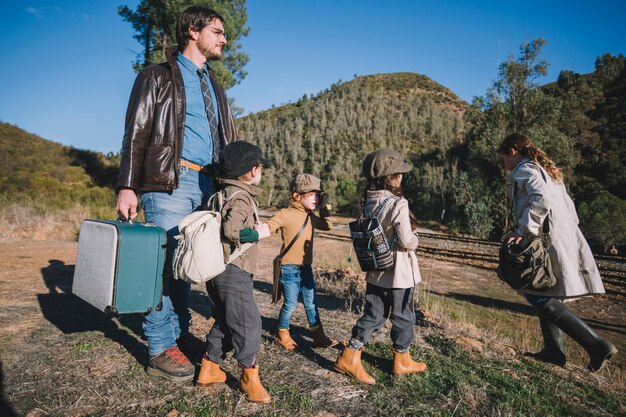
[72,220,167,314]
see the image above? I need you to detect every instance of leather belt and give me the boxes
[180,159,211,175]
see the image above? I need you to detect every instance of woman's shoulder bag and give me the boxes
[496,162,557,291]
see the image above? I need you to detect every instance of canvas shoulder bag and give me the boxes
[496,163,557,291]
[272,214,310,304]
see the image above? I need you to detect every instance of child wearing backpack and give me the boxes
[257,174,337,350]
[335,148,427,385]
[195,141,270,403]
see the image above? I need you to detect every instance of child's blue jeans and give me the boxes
[277,264,321,329]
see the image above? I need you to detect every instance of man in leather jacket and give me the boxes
[116,6,237,383]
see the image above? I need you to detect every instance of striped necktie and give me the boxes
[197,67,220,164]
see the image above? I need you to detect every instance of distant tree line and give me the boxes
[237,40,626,252]
[406,39,626,251]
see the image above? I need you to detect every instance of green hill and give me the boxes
[236,72,468,210]
[1,57,623,246]
[0,122,118,212]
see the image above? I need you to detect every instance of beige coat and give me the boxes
[363,190,421,289]
[507,158,604,298]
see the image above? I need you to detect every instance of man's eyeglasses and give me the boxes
[206,27,227,39]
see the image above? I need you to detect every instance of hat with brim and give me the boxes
[362,148,412,179]
[290,173,321,193]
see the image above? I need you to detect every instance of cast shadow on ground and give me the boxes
[427,290,536,316]
[38,259,147,365]
[189,288,212,319]
[0,361,17,417]
[260,315,342,372]
[577,317,626,335]
[252,280,360,313]
[428,290,624,335]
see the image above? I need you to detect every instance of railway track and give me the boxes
[315,231,626,282]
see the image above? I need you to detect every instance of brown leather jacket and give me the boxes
[117,47,237,192]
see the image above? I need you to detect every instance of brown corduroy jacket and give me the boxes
[218,179,262,274]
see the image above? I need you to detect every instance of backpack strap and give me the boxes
[207,189,256,263]
[357,196,399,249]
[364,196,393,218]
[277,213,310,260]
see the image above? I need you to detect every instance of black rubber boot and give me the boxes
[524,315,566,367]
[541,298,617,372]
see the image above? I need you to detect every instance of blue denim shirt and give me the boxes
[177,52,219,166]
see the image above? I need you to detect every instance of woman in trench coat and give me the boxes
[497,132,617,372]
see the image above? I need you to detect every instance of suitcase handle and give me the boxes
[117,209,134,224]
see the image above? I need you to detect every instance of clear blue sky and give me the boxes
[1,0,624,153]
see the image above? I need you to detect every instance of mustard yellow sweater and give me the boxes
[266,202,332,265]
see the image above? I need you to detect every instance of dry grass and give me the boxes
[0,200,89,240]
[310,237,626,385]
[1,212,624,416]
[0,199,144,241]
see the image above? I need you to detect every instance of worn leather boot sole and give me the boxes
[313,339,338,348]
[589,345,618,372]
[523,350,566,367]
[146,366,194,383]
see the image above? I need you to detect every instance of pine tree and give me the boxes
[118,0,250,89]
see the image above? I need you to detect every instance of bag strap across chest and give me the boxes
[277,213,310,260]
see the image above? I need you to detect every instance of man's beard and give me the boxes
[198,41,222,61]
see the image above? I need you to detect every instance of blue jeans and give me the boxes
[525,294,551,311]
[140,167,214,357]
[277,264,320,329]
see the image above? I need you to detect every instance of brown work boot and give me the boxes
[311,325,338,348]
[147,346,195,382]
[276,328,298,351]
[196,357,227,387]
[392,350,427,376]
[334,342,375,385]
[176,333,207,355]
[240,365,271,403]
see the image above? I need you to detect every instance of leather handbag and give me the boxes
[272,214,310,304]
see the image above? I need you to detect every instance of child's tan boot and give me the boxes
[392,350,427,376]
[334,343,375,385]
[240,365,271,403]
[311,325,338,348]
[276,328,298,350]
[196,357,227,387]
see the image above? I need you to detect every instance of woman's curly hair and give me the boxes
[497,133,563,183]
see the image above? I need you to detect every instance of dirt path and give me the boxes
[0,236,623,416]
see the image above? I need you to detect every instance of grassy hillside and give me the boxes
[0,123,118,238]
[237,72,467,210]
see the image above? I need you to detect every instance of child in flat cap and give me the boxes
[256,173,337,350]
[197,140,270,403]
[335,148,427,385]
